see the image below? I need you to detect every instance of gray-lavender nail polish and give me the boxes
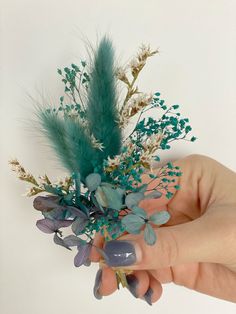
[143,287,153,306]
[103,240,136,267]
[126,274,138,298]
[93,269,103,300]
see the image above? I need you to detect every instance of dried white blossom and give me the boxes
[24,186,43,197]
[142,133,163,152]
[107,155,121,168]
[129,58,139,70]
[119,93,153,127]
[138,44,159,61]
[90,134,104,151]
[115,67,129,84]
[140,151,153,166]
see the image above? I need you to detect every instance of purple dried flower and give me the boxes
[74,243,92,267]
[33,195,63,212]
[36,218,72,234]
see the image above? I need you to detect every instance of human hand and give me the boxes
[90,154,236,304]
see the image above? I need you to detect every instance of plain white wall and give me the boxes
[1,0,236,313]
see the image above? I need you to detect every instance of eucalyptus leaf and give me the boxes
[125,192,145,209]
[67,206,88,219]
[33,195,62,212]
[96,184,124,210]
[149,210,170,225]
[74,244,91,267]
[53,233,71,250]
[42,207,66,220]
[131,206,147,219]
[36,218,72,233]
[95,186,108,207]
[72,217,89,235]
[91,191,104,213]
[54,219,73,229]
[63,235,85,247]
[121,214,144,234]
[102,185,124,210]
[85,173,101,191]
[144,223,157,245]
[36,219,55,234]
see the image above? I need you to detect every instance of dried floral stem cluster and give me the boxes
[10,37,196,300]
[9,159,73,196]
[117,45,158,127]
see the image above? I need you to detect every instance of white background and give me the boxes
[1,0,236,313]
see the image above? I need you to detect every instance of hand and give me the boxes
[90,154,236,305]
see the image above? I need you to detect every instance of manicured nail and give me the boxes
[93,269,103,300]
[103,240,138,267]
[126,274,139,298]
[143,287,153,306]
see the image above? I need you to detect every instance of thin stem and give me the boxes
[74,172,81,206]
[123,108,144,142]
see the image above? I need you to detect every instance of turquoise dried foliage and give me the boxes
[37,36,122,181]
[86,36,122,164]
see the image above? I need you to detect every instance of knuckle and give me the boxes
[158,228,179,267]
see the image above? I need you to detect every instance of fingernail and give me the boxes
[143,287,153,306]
[126,274,139,298]
[93,269,103,300]
[103,240,138,267]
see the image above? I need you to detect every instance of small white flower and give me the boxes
[90,134,104,151]
[107,155,121,167]
[130,58,139,69]
[140,151,152,165]
[116,67,127,80]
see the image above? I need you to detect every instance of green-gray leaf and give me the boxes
[95,186,108,207]
[144,223,157,245]
[131,206,147,219]
[149,211,170,225]
[72,217,89,235]
[96,183,124,210]
[53,233,71,250]
[125,192,145,209]
[135,184,148,193]
[121,214,144,234]
[85,173,101,191]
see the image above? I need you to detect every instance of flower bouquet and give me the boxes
[10,36,196,300]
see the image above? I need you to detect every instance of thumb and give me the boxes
[103,215,229,270]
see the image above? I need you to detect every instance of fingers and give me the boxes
[99,267,118,296]
[102,213,231,270]
[126,270,150,298]
[94,267,162,305]
[144,275,162,305]
[90,232,104,262]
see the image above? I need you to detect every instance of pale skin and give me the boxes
[90,154,236,303]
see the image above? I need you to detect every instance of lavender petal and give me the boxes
[74,244,91,267]
[36,218,55,233]
[53,233,71,250]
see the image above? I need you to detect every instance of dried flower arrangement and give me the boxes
[10,36,196,300]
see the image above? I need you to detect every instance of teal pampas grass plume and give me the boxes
[37,36,122,181]
[87,36,122,165]
[38,110,75,173]
[38,110,95,181]
[64,118,95,180]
